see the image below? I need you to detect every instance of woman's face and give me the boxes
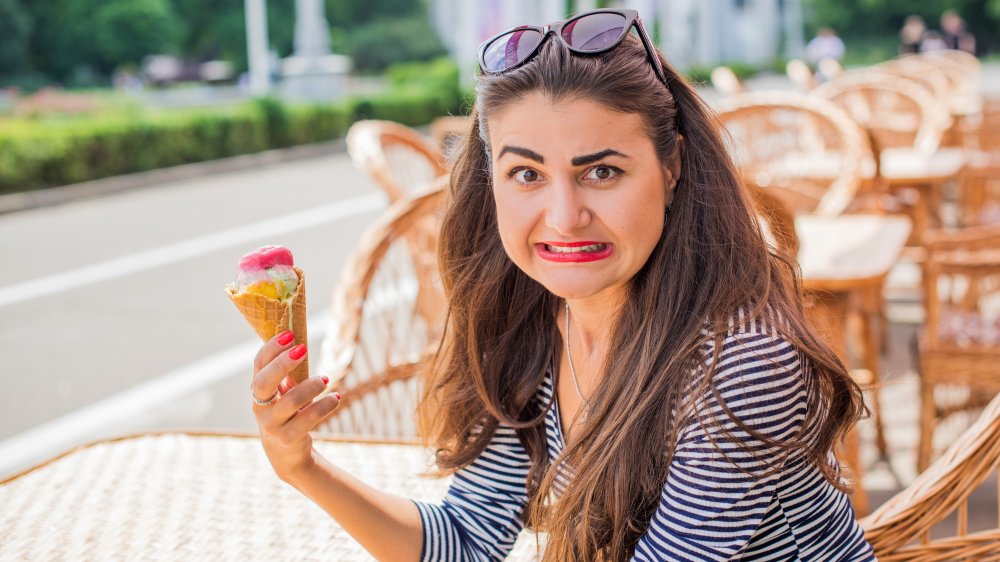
[487,93,676,304]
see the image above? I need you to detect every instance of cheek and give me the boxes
[493,190,532,262]
[609,191,665,250]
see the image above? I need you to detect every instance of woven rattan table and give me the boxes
[0,432,544,561]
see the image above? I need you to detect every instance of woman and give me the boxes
[250,9,874,561]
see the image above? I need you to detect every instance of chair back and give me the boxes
[315,178,448,440]
[716,91,875,215]
[921,225,1000,353]
[814,71,950,155]
[346,120,448,203]
[785,59,814,91]
[710,66,745,97]
[861,391,1000,560]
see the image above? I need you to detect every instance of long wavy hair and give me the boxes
[418,33,866,560]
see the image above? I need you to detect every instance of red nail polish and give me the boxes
[276,331,294,345]
[334,392,342,400]
[321,376,329,385]
[288,344,307,361]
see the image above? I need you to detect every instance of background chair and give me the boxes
[785,59,815,92]
[917,225,1000,471]
[346,120,448,203]
[959,99,1000,227]
[315,178,448,440]
[861,391,1000,560]
[814,72,963,244]
[710,65,746,97]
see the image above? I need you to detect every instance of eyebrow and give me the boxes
[498,145,544,163]
[571,149,629,166]
[496,146,629,166]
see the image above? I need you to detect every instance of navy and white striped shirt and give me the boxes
[413,315,875,561]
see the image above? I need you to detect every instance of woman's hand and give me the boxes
[251,330,342,482]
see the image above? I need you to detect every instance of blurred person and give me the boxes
[806,27,846,65]
[941,10,976,55]
[248,8,875,561]
[921,30,949,52]
[899,15,926,54]
[806,27,846,83]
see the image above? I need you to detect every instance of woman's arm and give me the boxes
[251,333,422,561]
[410,424,533,561]
[282,452,424,561]
[252,332,532,562]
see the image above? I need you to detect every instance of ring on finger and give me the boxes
[252,388,280,406]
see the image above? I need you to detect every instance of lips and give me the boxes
[535,241,614,262]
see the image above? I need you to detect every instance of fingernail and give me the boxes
[321,376,329,385]
[288,344,307,361]
[276,331,294,345]
[334,392,342,400]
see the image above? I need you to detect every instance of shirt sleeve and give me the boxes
[631,331,808,561]
[412,423,533,562]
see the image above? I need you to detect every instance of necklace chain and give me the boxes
[564,301,590,411]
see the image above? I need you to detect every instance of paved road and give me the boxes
[0,152,386,474]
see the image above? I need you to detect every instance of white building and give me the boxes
[429,0,805,83]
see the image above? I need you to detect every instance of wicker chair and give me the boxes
[813,70,951,156]
[814,71,960,244]
[861,391,1000,561]
[315,178,448,440]
[429,115,473,167]
[710,66,746,97]
[346,120,448,203]
[960,99,1000,227]
[716,91,876,216]
[917,225,1000,471]
[785,59,815,92]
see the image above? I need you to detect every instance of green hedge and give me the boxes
[0,58,464,194]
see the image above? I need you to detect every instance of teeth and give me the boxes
[545,243,606,253]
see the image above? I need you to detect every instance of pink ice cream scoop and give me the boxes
[234,245,299,300]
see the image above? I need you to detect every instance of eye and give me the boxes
[583,165,622,182]
[508,167,542,184]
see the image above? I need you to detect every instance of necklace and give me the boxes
[564,301,591,418]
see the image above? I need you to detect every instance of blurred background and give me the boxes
[2,0,1000,533]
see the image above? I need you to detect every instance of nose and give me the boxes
[544,178,591,235]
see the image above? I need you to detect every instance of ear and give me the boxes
[663,134,684,199]
[669,134,684,187]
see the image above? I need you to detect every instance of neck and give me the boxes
[563,291,621,361]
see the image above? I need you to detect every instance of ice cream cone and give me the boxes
[226,266,309,383]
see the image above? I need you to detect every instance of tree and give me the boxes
[0,0,32,76]
[93,0,180,70]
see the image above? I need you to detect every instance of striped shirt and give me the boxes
[413,315,875,561]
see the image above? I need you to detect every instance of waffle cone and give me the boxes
[225,266,309,383]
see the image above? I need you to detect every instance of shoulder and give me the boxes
[688,306,809,431]
[700,305,803,378]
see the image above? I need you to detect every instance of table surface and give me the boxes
[0,432,545,562]
[796,214,912,289]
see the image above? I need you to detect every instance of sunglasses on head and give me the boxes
[477,9,669,89]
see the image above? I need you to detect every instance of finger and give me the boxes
[271,376,330,423]
[253,330,298,375]
[278,375,298,395]
[282,391,343,438]
[252,343,307,407]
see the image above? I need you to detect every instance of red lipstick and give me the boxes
[535,241,613,263]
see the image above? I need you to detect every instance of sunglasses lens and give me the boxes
[561,12,628,51]
[482,28,545,73]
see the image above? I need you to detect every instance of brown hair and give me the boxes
[419,34,866,560]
